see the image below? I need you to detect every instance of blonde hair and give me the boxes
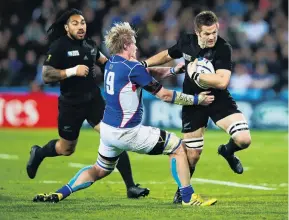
[104,22,136,54]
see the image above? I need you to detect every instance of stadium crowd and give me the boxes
[0,0,287,92]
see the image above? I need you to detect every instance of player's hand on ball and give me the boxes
[76,65,89,77]
[187,59,198,78]
[198,91,215,106]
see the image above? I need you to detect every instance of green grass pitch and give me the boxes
[0,129,288,220]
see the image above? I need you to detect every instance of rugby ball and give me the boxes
[195,57,215,89]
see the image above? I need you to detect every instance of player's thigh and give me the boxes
[58,99,86,141]
[209,93,240,126]
[182,105,209,133]
[183,127,206,161]
[97,139,123,172]
[182,105,207,154]
[86,93,105,130]
[100,122,182,155]
[216,112,251,144]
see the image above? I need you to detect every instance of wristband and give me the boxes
[170,67,176,75]
[193,94,199,105]
[191,72,200,82]
[65,66,78,77]
[140,61,148,68]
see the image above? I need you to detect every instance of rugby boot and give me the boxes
[46,193,63,203]
[26,145,44,179]
[173,188,182,204]
[182,193,217,206]
[127,184,150,198]
[218,144,243,174]
[33,193,49,202]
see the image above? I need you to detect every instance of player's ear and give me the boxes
[216,22,220,30]
[64,24,69,32]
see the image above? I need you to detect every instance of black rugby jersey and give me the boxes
[168,34,232,94]
[44,35,100,97]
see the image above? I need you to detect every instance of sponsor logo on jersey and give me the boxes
[67,50,80,56]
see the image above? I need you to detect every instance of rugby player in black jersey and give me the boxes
[141,11,251,204]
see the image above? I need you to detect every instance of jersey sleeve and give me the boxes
[168,38,183,59]
[129,64,155,87]
[43,41,65,68]
[214,42,233,71]
[95,47,101,60]
[89,38,101,61]
[130,65,163,95]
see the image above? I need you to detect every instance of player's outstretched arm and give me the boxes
[155,87,214,106]
[42,65,89,83]
[147,62,185,80]
[142,49,173,67]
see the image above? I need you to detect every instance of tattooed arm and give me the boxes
[42,65,66,83]
[42,65,89,83]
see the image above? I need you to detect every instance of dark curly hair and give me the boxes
[46,8,83,43]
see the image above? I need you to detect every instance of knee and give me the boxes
[59,142,76,156]
[92,165,111,181]
[235,134,251,149]
[183,137,204,159]
[187,148,202,161]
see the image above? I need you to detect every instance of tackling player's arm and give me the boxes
[188,43,232,90]
[130,65,214,106]
[145,81,214,106]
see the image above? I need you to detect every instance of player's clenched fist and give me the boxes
[65,65,89,77]
[75,65,89,77]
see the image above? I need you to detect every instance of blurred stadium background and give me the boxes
[0,0,288,219]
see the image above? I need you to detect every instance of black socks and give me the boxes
[38,139,59,159]
[116,151,135,189]
[225,138,242,155]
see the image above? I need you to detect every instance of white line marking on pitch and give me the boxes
[194,178,276,190]
[0,154,19,160]
[99,179,276,190]
[41,180,62,184]
[38,178,277,190]
[68,163,119,172]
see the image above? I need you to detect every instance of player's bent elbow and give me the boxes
[217,82,229,90]
[42,76,50,84]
